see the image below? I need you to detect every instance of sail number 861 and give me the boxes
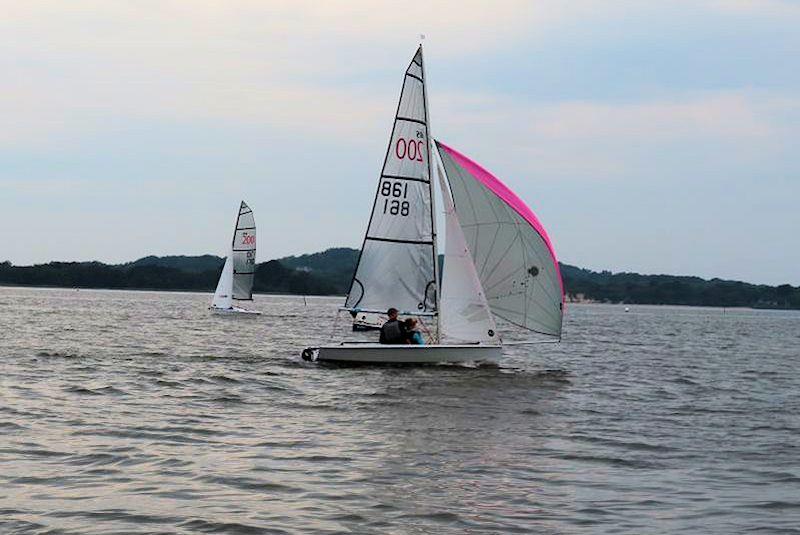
[380,181,410,217]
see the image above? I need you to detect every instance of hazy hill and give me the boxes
[1,249,798,310]
[124,255,223,273]
[277,248,358,294]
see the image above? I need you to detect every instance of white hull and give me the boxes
[210,306,261,316]
[307,343,502,364]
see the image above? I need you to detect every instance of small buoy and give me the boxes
[624,306,630,312]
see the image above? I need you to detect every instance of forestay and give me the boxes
[436,141,564,337]
[345,47,437,315]
[437,158,499,344]
[232,201,256,301]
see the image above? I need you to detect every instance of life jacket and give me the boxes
[379,319,404,344]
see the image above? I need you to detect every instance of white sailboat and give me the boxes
[210,201,261,315]
[303,46,563,363]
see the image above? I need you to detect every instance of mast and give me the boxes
[419,43,441,343]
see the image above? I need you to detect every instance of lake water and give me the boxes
[1,287,799,534]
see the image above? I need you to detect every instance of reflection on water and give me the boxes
[1,287,799,533]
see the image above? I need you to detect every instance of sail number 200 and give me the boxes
[395,138,424,162]
[380,181,410,217]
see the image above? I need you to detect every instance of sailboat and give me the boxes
[303,46,562,363]
[210,201,262,315]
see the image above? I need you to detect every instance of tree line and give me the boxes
[1,249,798,310]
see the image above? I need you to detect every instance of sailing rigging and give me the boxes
[303,46,562,363]
[210,201,261,315]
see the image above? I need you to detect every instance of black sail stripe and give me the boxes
[381,174,429,183]
[396,116,426,125]
[365,236,434,245]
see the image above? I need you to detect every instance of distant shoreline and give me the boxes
[2,250,798,311]
[0,284,345,300]
[3,284,797,313]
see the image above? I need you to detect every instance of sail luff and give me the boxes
[418,44,441,342]
[230,201,243,248]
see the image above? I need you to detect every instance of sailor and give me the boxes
[379,308,406,344]
[404,318,424,345]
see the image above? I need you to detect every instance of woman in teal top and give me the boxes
[404,318,425,345]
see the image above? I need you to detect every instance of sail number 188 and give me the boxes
[381,181,409,216]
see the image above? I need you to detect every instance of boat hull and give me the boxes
[210,306,261,316]
[307,344,502,364]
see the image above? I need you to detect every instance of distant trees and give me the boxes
[562,267,800,309]
[254,260,338,295]
[1,250,798,310]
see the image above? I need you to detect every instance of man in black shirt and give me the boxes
[379,308,406,344]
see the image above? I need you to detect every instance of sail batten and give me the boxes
[436,141,564,338]
[345,46,438,315]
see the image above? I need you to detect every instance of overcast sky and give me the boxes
[1,1,798,285]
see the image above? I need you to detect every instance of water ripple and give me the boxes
[1,288,799,533]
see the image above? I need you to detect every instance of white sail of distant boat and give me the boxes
[210,201,261,315]
[211,254,234,309]
[303,46,562,363]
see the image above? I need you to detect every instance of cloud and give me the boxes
[0,1,552,150]
[3,0,797,153]
[432,90,798,184]
[706,0,800,16]
[1,1,798,283]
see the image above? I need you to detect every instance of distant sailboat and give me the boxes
[210,201,261,315]
[303,46,563,363]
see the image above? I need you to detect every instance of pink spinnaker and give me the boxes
[436,141,565,302]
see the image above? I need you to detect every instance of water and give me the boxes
[1,287,799,534]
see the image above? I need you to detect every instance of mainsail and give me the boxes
[436,141,564,337]
[345,46,437,315]
[231,201,256,301]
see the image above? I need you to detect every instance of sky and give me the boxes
[1,1,798,285]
